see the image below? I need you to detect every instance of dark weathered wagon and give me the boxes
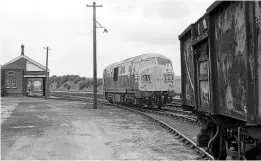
[179,1,261,160]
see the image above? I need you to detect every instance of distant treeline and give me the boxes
[49,75,103,90]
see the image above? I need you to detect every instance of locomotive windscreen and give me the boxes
[139,57,156,70]
[157,57,172,67]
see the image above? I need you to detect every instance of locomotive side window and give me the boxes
[113,67,119,81]
[120,66,125,74]
[139,57,156,70]
[129,64,132,73]
[157,57,172,67]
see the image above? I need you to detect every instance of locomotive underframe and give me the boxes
[105,91,174,108]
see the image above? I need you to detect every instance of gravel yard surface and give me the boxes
[1,97,198,160]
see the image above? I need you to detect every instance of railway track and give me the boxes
[49,93,214,160]
[130,106,199,125]
[51,92,198,125]
[115,104,213,160]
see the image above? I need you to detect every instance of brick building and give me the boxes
[1,45,49,97]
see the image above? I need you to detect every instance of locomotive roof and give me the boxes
[105,53,169,69]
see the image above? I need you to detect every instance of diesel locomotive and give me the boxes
[103,53,176,108]
[179,1,261,160]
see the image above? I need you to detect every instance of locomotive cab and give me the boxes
[137,55,175,107]
[138,56,175,92]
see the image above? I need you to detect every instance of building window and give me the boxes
[12,79,17,88]
[8,71,15,76]
[5,79,11,88]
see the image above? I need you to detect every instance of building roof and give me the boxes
[1,54,49,72]
[1,63,23,70]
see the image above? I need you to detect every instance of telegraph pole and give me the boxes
[44,46,51,100]
[87,2,102,109]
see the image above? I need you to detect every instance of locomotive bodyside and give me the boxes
[103,53,175,107]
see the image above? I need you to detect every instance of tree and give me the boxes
[79,81,87,90]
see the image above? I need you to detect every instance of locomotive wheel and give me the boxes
[147,97,153,109]
[157,104,162,109]
[151,102,157,109]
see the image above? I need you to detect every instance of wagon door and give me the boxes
[192,15,211,112]
[194,41,211,111]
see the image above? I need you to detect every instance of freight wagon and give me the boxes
[179,1,261,160]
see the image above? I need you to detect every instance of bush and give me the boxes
[56,83,61,89]
[97,79,103,86]
[85,79,91,88]
[61,76,69,84]
[79,81,87,90]
[74,77,81,84]
[48,75,103,91]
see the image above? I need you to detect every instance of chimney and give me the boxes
[21,45,24,55]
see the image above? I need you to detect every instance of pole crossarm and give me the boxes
[86,3,102,7]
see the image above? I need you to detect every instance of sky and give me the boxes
[0,0,214,78]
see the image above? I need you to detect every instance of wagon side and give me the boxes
[179,24,196,111]
[257,1,261,124]
[207,1,261,125]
